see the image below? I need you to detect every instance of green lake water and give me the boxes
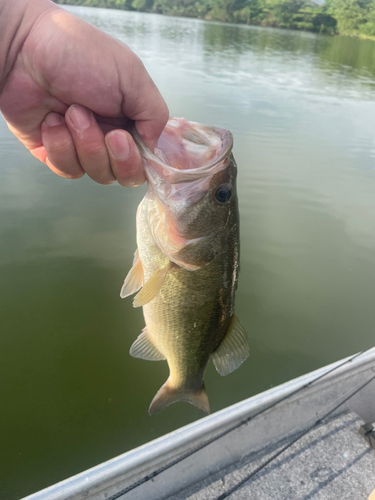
[1,6,375,499]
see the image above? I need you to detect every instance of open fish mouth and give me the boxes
[134,117,233,185]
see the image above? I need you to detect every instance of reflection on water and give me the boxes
[1,7,375,499]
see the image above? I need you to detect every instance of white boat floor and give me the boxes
[170,412,375,500]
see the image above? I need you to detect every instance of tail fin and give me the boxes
[148,379,210,415]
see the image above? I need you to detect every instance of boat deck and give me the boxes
[171,412,375,500]
[22,348,375,500]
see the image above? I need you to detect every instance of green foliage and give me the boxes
[325,0,364,34]
[132,0,154,10]
[52,0,375,38]
[324,0,375,37]
[54,0,133,9]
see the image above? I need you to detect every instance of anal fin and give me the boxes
[130,328,165,361]
[133,261,173,308]
[212,315,249,376]
[120,249,144,298]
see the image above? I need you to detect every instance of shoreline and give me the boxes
[57,3,375,42]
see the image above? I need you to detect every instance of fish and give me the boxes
[121,117,249,415]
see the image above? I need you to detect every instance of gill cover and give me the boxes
[139,118,236,271]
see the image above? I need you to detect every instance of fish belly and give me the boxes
[143,262,228,390]
[136,198,231,391]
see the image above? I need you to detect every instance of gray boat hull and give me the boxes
[22,348,375,500]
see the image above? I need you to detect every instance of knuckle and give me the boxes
[47,138,75,157]
[131,53,145,72]
[160,101,169,120]
[81,143,107,163]
[159,104,169,129]
[78,144,115,184]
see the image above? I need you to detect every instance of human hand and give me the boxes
[0,0,168,186]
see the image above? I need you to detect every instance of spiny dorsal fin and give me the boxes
[212,315,249,376]
[130,328,165,361]
[133,261,173,308]
[120,249,144,298]
[148,378,210,415]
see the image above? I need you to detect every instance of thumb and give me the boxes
[118,55,169,150]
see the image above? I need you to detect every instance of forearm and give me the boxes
[0,0,55,90]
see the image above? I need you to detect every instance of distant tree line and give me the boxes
[53,0,375,38]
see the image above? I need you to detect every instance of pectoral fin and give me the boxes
[212,315,249,376]
[120,249,144,298]
[133,261,173,308]
[130,328,165,361]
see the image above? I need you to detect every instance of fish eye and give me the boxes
[215,184,232,204]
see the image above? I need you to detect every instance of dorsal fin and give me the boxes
[120,249,144,298]
[130,328,165,361]
[212,315,249,376]
[133,261,173,308]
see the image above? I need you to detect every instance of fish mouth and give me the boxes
[135,117,233,185]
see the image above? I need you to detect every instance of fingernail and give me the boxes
[69,105,91,129]
[44,113,64,127]
[107,131,130,160]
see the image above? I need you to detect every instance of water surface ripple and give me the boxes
[1,7,375,499]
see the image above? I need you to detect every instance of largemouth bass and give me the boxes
[121,117,249,415]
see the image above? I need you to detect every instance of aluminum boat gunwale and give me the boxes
[22,347,375,500]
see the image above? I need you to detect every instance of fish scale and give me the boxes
[121,117,249,414]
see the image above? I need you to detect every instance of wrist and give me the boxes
[0,0,56,90]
